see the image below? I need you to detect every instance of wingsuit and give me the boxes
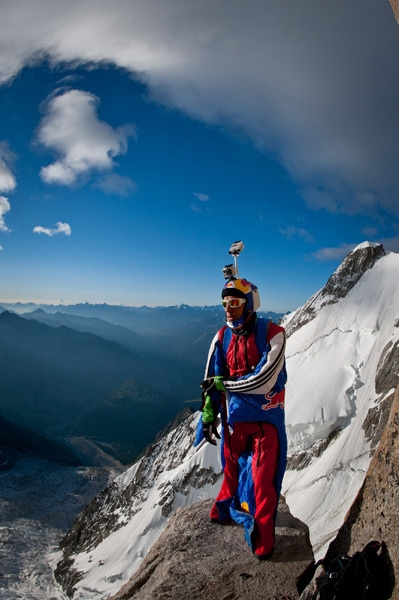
[195,277,287,559]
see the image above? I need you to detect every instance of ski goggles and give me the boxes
[222,298,246,309]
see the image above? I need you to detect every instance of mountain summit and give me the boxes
[284,241,385,336]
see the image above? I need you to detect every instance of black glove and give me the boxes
[202,421,221,446]
[200,377,217,395]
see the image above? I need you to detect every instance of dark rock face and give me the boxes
[109,498,314,600]
[285,243,385,337]
[319,243,385,303]
[375,338,399,396]
[287,426,342,471]
[362,336,399,451]
[300,384,399,599]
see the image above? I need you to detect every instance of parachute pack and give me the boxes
[312,541,390,600]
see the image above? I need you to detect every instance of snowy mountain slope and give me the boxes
[55,241,399,597]
[282,242,399,558]
[54,410,223,599]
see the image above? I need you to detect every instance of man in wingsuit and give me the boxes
[197,276,287,560]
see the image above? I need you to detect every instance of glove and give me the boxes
[200,376,225,445]
[200,376,226,394]
[202,420,221,446]
[200,376,225,423]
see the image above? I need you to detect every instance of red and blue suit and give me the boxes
[197,313,287,558]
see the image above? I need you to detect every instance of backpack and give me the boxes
[313,541,389,600]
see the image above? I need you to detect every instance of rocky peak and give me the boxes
[320,242,385,302]
[284,242,385,337]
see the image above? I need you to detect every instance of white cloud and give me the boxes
[0,160,16,192]
[312,243,357,261]
[0,141,16,193]
[191,191,211,212]
[38,89,136,186]
[0,1,398,214]
[193,192,210,202]
[33,221,71,237]
[0,196,11,232]
[313,236,399,260]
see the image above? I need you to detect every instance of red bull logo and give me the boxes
[262,390,284,411]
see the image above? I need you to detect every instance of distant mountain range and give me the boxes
[0,302,285,464]
[0,311,184,463]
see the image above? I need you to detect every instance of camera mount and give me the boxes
[222,240,244,279]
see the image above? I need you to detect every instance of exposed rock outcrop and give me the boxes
[300,384,399,599]
[390,0,399,23]
[363,335,399,450]
[109,497,314,600]
[284,243,385,337]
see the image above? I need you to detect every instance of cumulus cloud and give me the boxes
[0,196,11,232]
[33,221,71,236]
[37,89,136,186]
[0,143,14,233]
[0,1,399,214]
[0,141,16,193]
[0,161,16,192]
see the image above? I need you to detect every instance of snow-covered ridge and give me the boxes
[283,242,385,336]
[55,411,223,599]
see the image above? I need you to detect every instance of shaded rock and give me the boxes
[300,384,399,599]
[362,337,399,451]
[109,497,314,600]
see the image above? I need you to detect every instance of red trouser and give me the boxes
[210,421,279,556]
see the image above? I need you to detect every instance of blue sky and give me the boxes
[0,0,398,313]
